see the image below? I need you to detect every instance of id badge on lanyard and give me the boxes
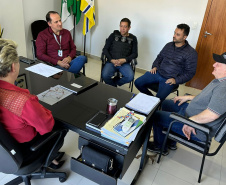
[58,50,63,57]
[53,34,63,57]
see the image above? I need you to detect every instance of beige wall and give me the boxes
[0,0,208,70]
[0,0,27,56]
[22,0,61,59]
[74,0,209,70]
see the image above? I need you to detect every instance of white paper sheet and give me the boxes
[25,63,63,77]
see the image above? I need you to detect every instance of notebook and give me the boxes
[60,76,98,95]
[125,92,160,115]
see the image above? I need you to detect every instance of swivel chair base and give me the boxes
[5,168,67,185]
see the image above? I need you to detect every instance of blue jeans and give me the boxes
[101,62,134,87]
[152,99,201,150]
[56,56,86,74]
[134,71,178,101]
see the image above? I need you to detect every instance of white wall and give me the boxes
[0,0,208,70]
[22,0,61,59]
[75,0,208,70]
[0,0,27,56]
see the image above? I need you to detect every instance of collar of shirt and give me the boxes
[173,40,189,50]
[48,27,64,36]
[0,80,30,94]
[218,76,226,82]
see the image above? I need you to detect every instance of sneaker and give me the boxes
[167,144,177,150]
[147,142,169,156]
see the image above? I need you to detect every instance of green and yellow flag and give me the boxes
[61,0,74,31]
[72,0,81,25]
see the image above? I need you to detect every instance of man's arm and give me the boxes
[174,50,198,84]
[36,33,58,65]
[102,33,115,62]
[174,95,195,106]
[124,35,138,63]
[182,86,226,140]
[182,109,219,140]
[189,109,220,123]
[151,44,167,70]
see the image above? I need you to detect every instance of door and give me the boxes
[186,0,226,89]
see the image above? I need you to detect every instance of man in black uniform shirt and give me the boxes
[101,18,138,87]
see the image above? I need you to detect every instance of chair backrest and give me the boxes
[0,123,23,174]
[214,117,226,143]
[31,20,49,40]
[31,40,37,60]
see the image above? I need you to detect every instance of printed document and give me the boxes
[25,63,63,77]
[37,85,73,105]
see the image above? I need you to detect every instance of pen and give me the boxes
[130,94,136,101]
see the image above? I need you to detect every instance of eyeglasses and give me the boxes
[42,86,64,99]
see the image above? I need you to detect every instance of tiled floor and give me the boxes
[1,58,225,185]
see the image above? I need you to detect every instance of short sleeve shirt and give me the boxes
[186,77,226,139]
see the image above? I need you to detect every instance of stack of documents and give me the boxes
[101,107,146,146]
[125,92,160,115]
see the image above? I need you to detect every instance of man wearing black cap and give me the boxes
[147,52,226,156]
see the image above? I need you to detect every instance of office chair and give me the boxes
[0,122,68,185]
[31,20,86,75]
[157,113,226,183]
[31,20,49,61]
[100,53,137,92]
[149,83,179,97]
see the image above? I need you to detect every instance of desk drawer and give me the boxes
[71,156,120,185]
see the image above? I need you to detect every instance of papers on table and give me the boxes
[126,92,160,115]
[25,63,63,77]
[37,85,73,105]
[101,107,146,146]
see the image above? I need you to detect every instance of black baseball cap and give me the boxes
[213,52,226,64]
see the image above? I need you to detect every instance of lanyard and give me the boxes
[53,34,62,50]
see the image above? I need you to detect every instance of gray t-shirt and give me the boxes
[186,77,226,140]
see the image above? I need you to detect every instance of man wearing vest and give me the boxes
[36,11,86,74]
[101,18,138,87]
[135,24,197,101]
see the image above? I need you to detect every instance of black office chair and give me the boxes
[100,53,137,92]
[31,20,49,61]
[157,113,226,183]
[149,83,179,97]
[0,122,68,185]
[31,20,86,75]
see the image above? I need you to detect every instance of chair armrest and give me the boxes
[170,113,210,134]
[101,52,107,65]
[131,58,137,66]
[30,130,63,151]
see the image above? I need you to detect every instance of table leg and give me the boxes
[130,124,152,185]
